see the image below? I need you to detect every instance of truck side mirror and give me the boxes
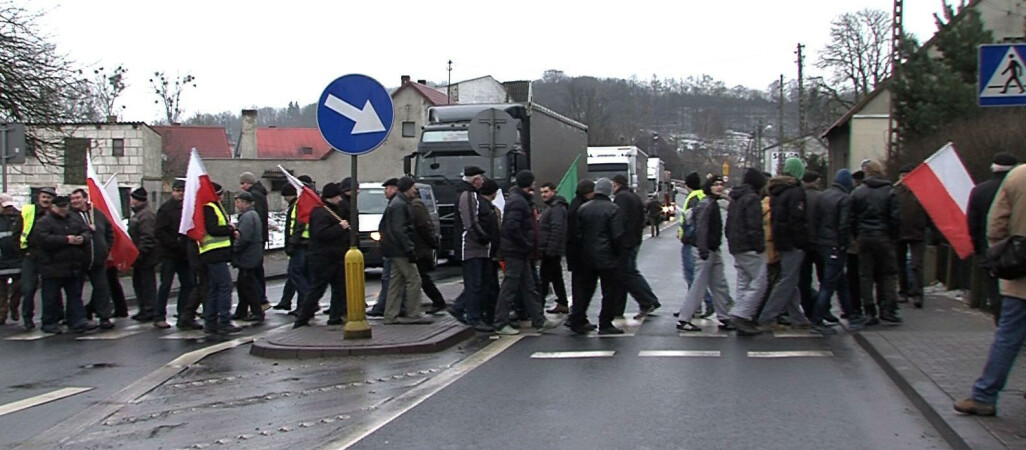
[403,153,414,176]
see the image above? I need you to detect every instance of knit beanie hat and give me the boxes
[742,168,767,191]
[834,169,854,192]
[685,171,701,190]
[783,157,805,180]
[515,170,535,188]
[594,178,613,197]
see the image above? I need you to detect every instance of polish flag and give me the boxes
[901,143,976,259]
[179,149,221,241]
[278,165,323,224]
[86,156,139,271]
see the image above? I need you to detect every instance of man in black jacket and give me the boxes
[71,189,116,330]
[15,186,55,330]
[676,176,734,332]
[0,195,20,326]
[799,171,825,320]
[565,179,595,319]
[154,180,197,329]
[851,160,902,324]
[494,171,558,335]
[32,195,96,334]
[275,183,308,312]
[968,153,1019,322]
[380,177,432,325]
[568,178,624,335]
[896,165,929,309]
[611,174,660,319]
[538,182,569,314]
[197,184,239,335]
[294,182,350,328]
[757,158,813,328]
[129,188,161,324]
[810,169,866,334]
[726,168,768,335]
[411,186,445,314]
[239,172,269,310]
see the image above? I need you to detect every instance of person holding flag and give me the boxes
[155,180,197,329]
[293,181,350,328]
[275,168,323,315]
[70,189,116,330]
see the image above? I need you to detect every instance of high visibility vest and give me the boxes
[677,189,706,240]
[198,202,232,254]
[288,203,310,240]
[19,204,36,250]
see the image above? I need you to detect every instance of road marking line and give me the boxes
[0,387,93,417]
[639,350,720,357]
[530,351,616,359]
[324,336,523,450]
[4,330,50,341]
[160,331,208,340]
[76,330,147,340]
[772,332,822,338]
[678,333,728,338]
[748,351,834,358]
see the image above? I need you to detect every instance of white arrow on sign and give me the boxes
[324,94,386,134]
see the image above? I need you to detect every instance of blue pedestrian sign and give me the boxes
[978,44,1026,107]
[316,74,393,155]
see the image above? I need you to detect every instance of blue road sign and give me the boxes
[316,74,393,155]
[978,44,1026,107]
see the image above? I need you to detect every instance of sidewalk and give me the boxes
[855,284,1025,450]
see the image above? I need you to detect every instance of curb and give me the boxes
[249,324,475,359]
[854,332,1004,450]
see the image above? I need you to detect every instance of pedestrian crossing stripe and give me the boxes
[639,350,720,357]
[772,331,822,338]
[531,351,615,359]
[747,351,833,358]
[4,330,48,341]
[678,333,728,338]
[75,324,147,341]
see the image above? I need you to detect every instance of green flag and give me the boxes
[555,154,580,201]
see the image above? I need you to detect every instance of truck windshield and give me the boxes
[421,130,468,142]
[360,188,389,214]
[417,151,507,179]
[588,163,629,181]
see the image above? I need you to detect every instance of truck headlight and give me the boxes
[370,231,381,241]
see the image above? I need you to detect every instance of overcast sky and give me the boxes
[30,0,946,122]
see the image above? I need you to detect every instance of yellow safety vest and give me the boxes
[20,204,36,250]
[198,202,232,254]
[677,189,706,240]
[288,202,310,239]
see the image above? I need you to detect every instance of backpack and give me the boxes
[678,191,703,245]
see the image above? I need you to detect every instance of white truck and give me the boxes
[587,146,648,198]
[647,157,675,219]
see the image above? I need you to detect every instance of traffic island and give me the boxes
[250,316,473,359]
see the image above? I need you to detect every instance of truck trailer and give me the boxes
[586,146,648,199]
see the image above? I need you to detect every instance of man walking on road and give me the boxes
[955,163,1026,417]
[411,186,446,315]
[676,176,734,332]
[538,182,569,314]
[275,183,306,312]
[233,191,264,323]
[33,195,97,334]
[0,195,20,326]
[197,184,239,335]
[726,168,768,335]
[239,172,269,310]
[16,186,55,330]
[380,177,431,325]
[294,182,350,328]
[611,174,661,318]
[128,188,160,323]
[757,158,812,329]
[567,178,623,335]
[967,153,1019,323]
[896,165,929,309]
[71,189,115,330]
[799,171,824,320]
[447,167,492,328]
[368,178,400,318]
[565,179,595,324]
[810,169,865,334]
[851,160,903,325]
[679,172,713,318]
[155,180,195,329]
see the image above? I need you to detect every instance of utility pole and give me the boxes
[446,60,453,104]
[755,119,764,170]
[887,0,903,165]
[795,43,806,159]
[777,74,785,174]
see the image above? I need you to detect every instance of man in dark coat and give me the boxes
[128,188,160,323]
[294,182,350,328]
[726,168,768,335]
[611,174,660,319]
[0,195,21,326]
[757,158,812,328]
[896,165,929,308]
[447,166,490,325]
[538,182,569,314]
[233,191,264,323]
[198,184,239,335]
[851,160,902,324]
[411,186,446,314]
[565,179,595,313]
[810,169,865,334]
[70,189,115,329]
[494,170,557,335]
[275,183,307,312]
[15,186,55,330]
[676,176,733,332]
[154,180,196,329]
[32,195,96,334]
[967,152,1018,323]
[799,171,825,320]
[380,177,432,325]
[239,172,269,310]
[646,197,663,237]
[567,178,624,335]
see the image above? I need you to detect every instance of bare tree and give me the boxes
[92,65,127,119]
[150,71,196,124]
[817,8,892,105]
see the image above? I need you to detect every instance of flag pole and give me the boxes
[277,165,347,224]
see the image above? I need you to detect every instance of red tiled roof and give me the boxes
[395,81,453,106]
[152,125,232,160]
[256,128,332,160]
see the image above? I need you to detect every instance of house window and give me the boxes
[63,137,88,185]
[112,138,125,157]
[300,146,313,155]
[402,121,416,138]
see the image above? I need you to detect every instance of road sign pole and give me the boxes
[344,155,371,339]
[489,108,496,177]
[1,125,7,193]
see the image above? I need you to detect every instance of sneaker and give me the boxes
[218,324,243,335]
[598,325,625,335]
[634,304,658,320]
[153,321,171,329]
[718,321,736,331]
[472,323,495,332]
[261,302,272,311]
[494,325,520,335]
[272,303,291,311]
[534,320,560,333]
[546,304,569,314]
[729,316,762,336]
[676,321,701,332]
[822,312,841,324]
[810,323,838,335]
[73,321,98,333]
[847,315,868,326]
[953,398,996,416]
[41,324,63,334]
[130,313,153,322]
[176,320,204,330]
[699,308,715,319]
[397,315,434,325]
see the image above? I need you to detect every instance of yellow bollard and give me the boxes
[343,246,372,339]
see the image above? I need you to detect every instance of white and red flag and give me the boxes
[86,156,138,270]
[179,149,221,241]
[901,142,976,259]
[278,165,323,224]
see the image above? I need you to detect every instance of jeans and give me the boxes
[897,240,925,300]
[681,244,713,311]
[84,264,112,320]
[813,246,857,322]
[157,258,193,321]
[384,257,421,321]
[42,275,86,328]
[205,262,233,327]
[369,257,391,315]
[494,258,544,328]
[20,258,38,323]
[281,247,309,308]
[677,249,733,321]
[972,296,1026,404]
[858,235,899,317]
[730,251,767,321]
[133,265,157,318]
[758,249,810,325]
[539,255,568,306]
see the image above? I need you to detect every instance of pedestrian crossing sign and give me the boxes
[978,44,1026,106]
